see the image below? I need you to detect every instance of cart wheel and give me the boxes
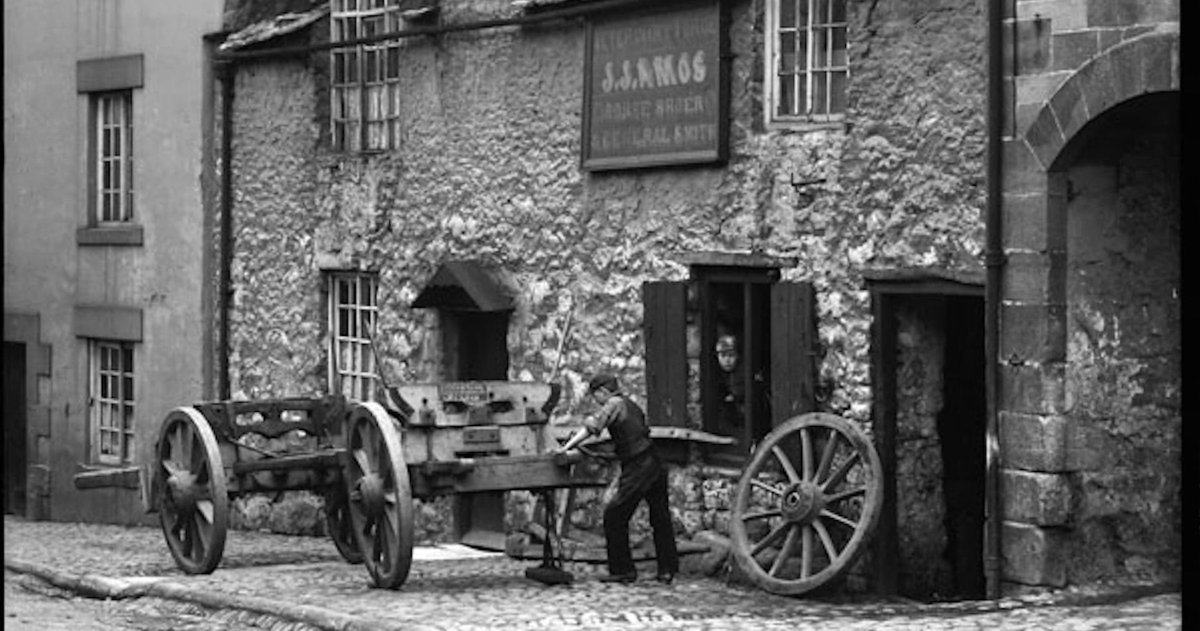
[325,483,364,564]
[156,407,229,575]
[730,413,883,597]
[344,402,414,589]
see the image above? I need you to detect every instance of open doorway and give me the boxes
[867,271,986,600]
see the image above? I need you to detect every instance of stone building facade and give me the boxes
[211,0,1179,598]
[3,1,226,522]
[996,0,1179,589]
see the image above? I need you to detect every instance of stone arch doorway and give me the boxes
[1048,90,1180,583]
[999,28,1180,588]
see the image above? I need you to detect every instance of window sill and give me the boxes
[73,463,141,489]
[765,118,848,134]
[77,225,143,246]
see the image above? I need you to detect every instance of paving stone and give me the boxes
[4,516,1181,630]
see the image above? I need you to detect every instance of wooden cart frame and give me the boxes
[78,380,884,596]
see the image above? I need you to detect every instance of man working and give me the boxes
[556,374,678,584]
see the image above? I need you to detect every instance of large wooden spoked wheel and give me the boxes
[343,402,414,589]
[156,407,229,575]
[730,413,884,597]
[325,482,364,565]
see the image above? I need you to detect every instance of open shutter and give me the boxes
[770,281,817,427]
[642,281,688,427]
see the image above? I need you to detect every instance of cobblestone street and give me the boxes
[4,516,1183,630]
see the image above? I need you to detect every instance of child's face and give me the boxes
[717,348,738,372]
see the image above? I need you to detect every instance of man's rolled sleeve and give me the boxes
[584,398,623,435]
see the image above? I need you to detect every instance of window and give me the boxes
[94,90,135,223]
[329,273,381,401]
[331,0,405,152]
[765,0,848,124]
[77,54,143,245]
[90,340,136,465]
[642,268,816,466]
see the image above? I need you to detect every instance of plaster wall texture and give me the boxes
[4,1,225,524]
[223,0,986,561]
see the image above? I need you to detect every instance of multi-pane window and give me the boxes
[331,0,404,152]
[90,341,135,465]
[330,274,381,402]
[95,91,134,222]
[766,0,848,123]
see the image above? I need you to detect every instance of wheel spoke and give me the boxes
[352,448,372,477]
[815,428,840,483]
[751,478,783,497]
[162,459,184,478]
[819,508,859,530]
[168,425,187,470]
[196,497,214,524]
[800,524,813,579]
[741,508,782,522]
[770,446,800,484]
[825,486,867,504]
[813,518,840,563]
[821,451,861,492]
[769,525,800,577]
[801,428,814,482]
[369,424,384,471]
[191,513,210,560]
[180,425,195,471]
[749,521,791,558]
[190,435,207,475]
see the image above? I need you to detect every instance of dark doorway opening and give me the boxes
[937,296,986,600]
[4,342,29,516]
[867,271,986,601]
[441,311,510,381]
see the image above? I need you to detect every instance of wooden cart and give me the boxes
[77,381,884,596]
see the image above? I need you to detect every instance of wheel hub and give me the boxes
[780,480,824,524]
[165,471,199,513]
[358,473,387,517]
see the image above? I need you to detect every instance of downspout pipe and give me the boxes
[217,60,235,401]
[984,0,1005,600]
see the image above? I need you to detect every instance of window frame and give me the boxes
[89,340,136,466]
[92,90,135,225]
[330,0,405,153]
[697,272,776,465]
[764,0,849,127]
[328,272,382,402]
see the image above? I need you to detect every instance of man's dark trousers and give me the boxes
[603,447,678,577]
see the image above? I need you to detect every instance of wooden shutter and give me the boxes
[770,281,817,427]
[642,281,687,428]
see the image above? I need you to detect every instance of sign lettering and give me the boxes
[582,2,727,170]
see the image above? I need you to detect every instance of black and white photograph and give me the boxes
[3,0,1180,629]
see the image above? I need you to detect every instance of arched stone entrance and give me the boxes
[997,30,1180,588]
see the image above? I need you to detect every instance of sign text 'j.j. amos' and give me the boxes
[582,1,728,171]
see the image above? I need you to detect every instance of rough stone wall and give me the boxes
[999,0,1180,590]
[1063,130,1179,584]
[222,0,987,560]
[893,298,950,599]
